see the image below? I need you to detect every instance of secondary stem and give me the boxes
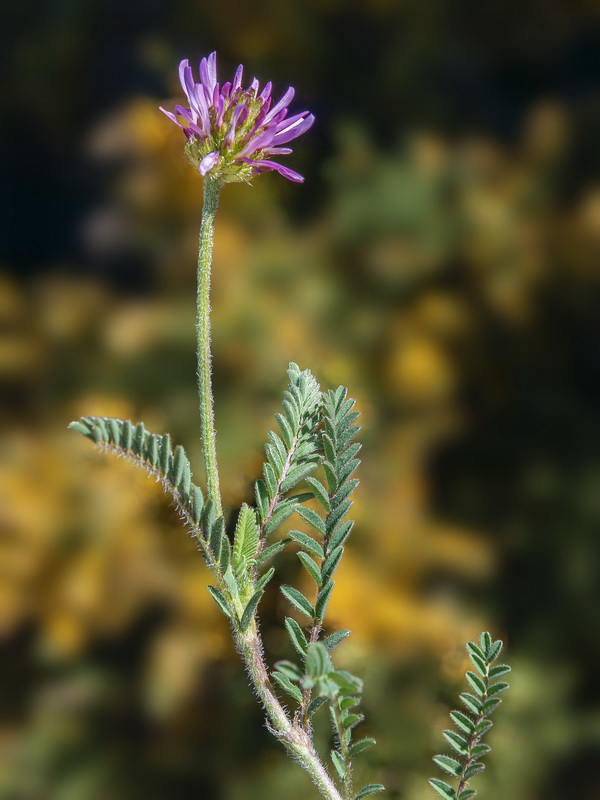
[237,623,344,800]
[197,178,222,515]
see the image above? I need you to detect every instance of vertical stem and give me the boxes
[196,178,222,515]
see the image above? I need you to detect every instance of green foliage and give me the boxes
[254,363,321,538]
[429,633,511,799]
[232,503,260,596]
[70,415,204,528]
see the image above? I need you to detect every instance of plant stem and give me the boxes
[236,622,344,800]
[196,178,222,515]
[196,180,341,800]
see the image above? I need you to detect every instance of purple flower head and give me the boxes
[160,52,314,184]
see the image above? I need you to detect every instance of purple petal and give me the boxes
[194,85,211,129]
[199,52,218,95]
[250,77,259,96]
[272,113,315,145]
[253,159,305,183]
[238,128,276,157]
[207,51,217,89]
[259,81,272,102]
[224,104,248,146]
[262,87,295,125]
[232,64,243,92]
[199,150,220,175]
[264,147,293,155]
[159,106,185,127]
[222,81,231,98]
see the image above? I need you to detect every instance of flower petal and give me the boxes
[272,114,315,145]
[248,158,305,182]
[262,87,295,125]
[199,151,220,175]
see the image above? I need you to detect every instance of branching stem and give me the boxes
[236,622,344,800]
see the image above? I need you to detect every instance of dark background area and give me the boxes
[0,1,599,798]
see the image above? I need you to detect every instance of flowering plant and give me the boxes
[70,53,510,800]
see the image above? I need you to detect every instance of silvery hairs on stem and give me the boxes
[70,52,509,800]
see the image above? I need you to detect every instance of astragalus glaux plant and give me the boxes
[69,53,510,800]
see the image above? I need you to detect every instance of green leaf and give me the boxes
[190,485,204,524]
[328,520,354,551]
[433,755,461,777]
[458,791,476,800]
[263,462,278,499]
[232,503,260,580]
[315,580,334,622]
[219,533,231,573]
[207,586,231,619]
[464,763,485,780]
[285,617,308,655]
[159,433,171,474]
[255,538,289,565]
[468,651,487,676]
[466,641,485,661]
[288,530,324,559]
[240,590,263,632]
[326,500,353,536]
[450,711,475,734]
[296,505,326,536]
[465,671,486,696]
[442,729,468,755]
[307,696,328,716]
[323,629,351,651]
[272,671,303,704]
[475,719,493,736]
[321,545,343,583]
[428,779,456,799]
[306,642,332,678]
[482,698,502,715]
[255,479,269,520]
[255,566,275,593]
[342,713,363,729]
[355,784,385,799]
[487,681,509,697]
[274,660,302,681]
[170,444,186,487]
[331,750,346,779]
[471,743,491,758]
[209,517,225,561]
[487,639,503,662]
[108,418,121,446]
[132,421,146,454]
[281,585,314,618]
[305,477,331,511]
[264,500,299,535]
[349,738,376,757]
[297,551,322,585]
[479,632,492,655]
[489,664,511,679]
[281,462,318,494]
[275,412,294,449]
[329,669,363,696]
[460,692,482,714]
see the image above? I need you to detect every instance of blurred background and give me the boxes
[1,1,599,798]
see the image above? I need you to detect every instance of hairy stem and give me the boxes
[236,622,344,800]
[197,178,223,515]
